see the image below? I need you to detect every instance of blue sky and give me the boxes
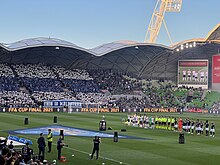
[0,0,219,48]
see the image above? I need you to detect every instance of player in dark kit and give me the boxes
[210,122,215,137]
[205,120,209,136]
[90,136,101,160]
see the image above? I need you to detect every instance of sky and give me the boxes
[0,0,219,48]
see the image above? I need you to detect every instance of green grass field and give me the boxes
[0,112,220,165]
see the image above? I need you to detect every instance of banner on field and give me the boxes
[8,107,54,112]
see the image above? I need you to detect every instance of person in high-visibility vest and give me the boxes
[47,129,53,153]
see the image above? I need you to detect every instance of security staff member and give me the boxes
[47,129,53,152]
[90,136,101,160]
[57,136,65,160]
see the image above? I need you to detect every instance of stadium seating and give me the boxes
[0,63,219,111]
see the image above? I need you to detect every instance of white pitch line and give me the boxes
[22,135,130,165]
[66,147,130,165]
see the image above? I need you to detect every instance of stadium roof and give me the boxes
[0,23,219,56]
[0,37,95,55]
[0,23,220,81]
[206,23,220,41]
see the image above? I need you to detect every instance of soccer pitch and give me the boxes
[0,112,219,165]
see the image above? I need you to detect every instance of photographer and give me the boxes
[57,136,65,160]
[90,136,101,160]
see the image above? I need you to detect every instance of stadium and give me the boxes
[0,1,220,165]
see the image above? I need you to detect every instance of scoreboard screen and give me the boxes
[178,60,208,89]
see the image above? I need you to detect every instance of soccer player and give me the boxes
[194,72,199,82]
[200,71,205,82]
[205,120,209,136]
[174,118,178,132]
[200,121,204,135]
[150,116,155,129]
[196,120,200,135]
[182,70,186,81]
[210,122,215,137]
[187,69,191,81]
[192,69,196,81]
[205,71,208,81]
[191,120,195,134]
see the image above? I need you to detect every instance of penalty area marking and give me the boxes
[21,135,130,165]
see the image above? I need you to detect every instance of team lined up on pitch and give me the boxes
[125,114,215,137]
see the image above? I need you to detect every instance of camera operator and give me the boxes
[57,136,65,160]
[90,136,101,160]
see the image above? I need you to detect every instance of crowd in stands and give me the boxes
[0,91,35,108]
[13,64,56,79]
[113,96,152,110]
[89,69,142,95]
[53,66,92,80]
[0,140,55,165]
[211,101,220,111]
[76,92,107,103]
[13,64,63,92]
[63,79,99,93]
[0,64,19,92]
[0,63,220,111]
[32,92,76,102]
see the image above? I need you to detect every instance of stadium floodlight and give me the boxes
[180,44,184,50]
[176,48,180,52]
[189,44,193,48]
[135,46,139,49]
[193,42,196,47]
[55,47,60,50]
[144,0,182,44]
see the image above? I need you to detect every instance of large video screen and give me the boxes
[212,55,220,83]
[178,60,208,89]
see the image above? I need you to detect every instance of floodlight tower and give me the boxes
[144,0,182,44]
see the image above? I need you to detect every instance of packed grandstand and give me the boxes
[0,24,220,113]
[0,63,219,113]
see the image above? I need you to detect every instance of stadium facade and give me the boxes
[0,24,220,89]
